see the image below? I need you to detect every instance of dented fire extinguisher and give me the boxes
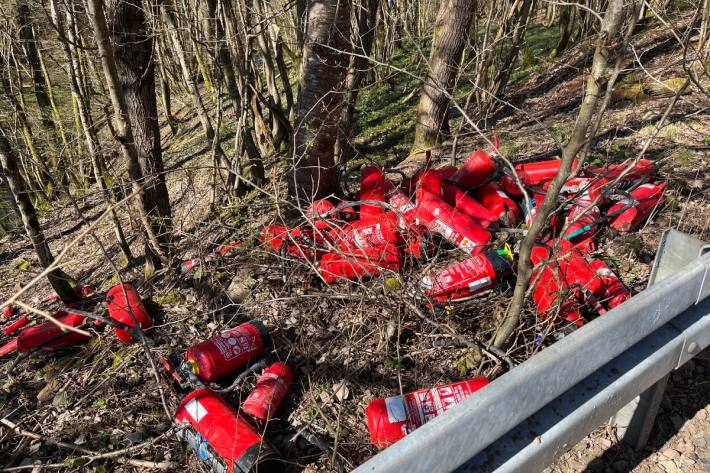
[416,190,491,255]
[241,361,293,422]
[608,183,666,233]
[106,283,153,344]
[450,150,498,189]
[319,244,402,284]
[17,311,90,353]
[185,320,271,383]
[530,245,585,327]
[365,376,489,448]
[588,258,630,310]
[175,388,282,473]
[419,247,513,303]
[474,182,521,227]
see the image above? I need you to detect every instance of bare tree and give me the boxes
[0,126,79,304]
[289,0,352,200]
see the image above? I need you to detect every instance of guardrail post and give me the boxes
[613,229,709,450]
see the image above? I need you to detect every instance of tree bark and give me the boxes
[411,0,476,153]
[15,0,53,129]
[493,0,632,348]
[86,0,172,270]
[336,0,379,163]
[0,127,79,304]
[289,0,351,201]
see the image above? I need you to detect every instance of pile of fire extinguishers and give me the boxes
[0,146,667,472]
[259,147,664,321]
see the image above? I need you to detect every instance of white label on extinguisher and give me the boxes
[384,396,408,423]
[353,223,385,248]
[214,331,256,361]
[468,276,492,293]
[431,218,456,242]
[183,398,208,422]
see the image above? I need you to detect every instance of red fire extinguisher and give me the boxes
[419,246,513,303]
[106,284,153,344]
[416,190,491,255]
[387,188,417,225]
[329,217,404,251]
[588,259,631,310]
[360,166,388,220]
[523,193,561,239]
[406,166,457,195]
[529,245,584,327]
[3,315,29,335]
[501,159,579,196]
[474,182,521,226]
[175,388,282,473]
[441,182,497,228]
[552,240,606,312]
[552,177,608,204]
[562,202,602,243]
[17,312,90,352]
[181,240,242,273]
[0,338,17,357]
[403,224,436,261]
[450,150,497,189]
[365,376,489,448]
[608,183,666,233]
[3,305,15,319]
[185,320,271,383]
[241,361,293,422]
[261,225,326,260]
[585,159,655,184]
[319,244,402,284]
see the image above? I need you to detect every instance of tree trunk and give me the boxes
[86,0,172,271]
[411,0,476,154]
[51,0,133,263]
[15,0,53,129]
[336,0,380,163]
[493,0,633,348]
[289,0,351,201]
[0,127,79,304]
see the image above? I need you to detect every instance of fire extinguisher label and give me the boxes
[431,218,458,244]
[183,398,208,422]
[180,427,228,473]
[353,224,385,248]
[384,395,408,423]
[459,238,476,254]
[213,331,256,361]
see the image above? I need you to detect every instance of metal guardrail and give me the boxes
[355,229,710,473]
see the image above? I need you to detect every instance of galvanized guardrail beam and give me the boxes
[355,230,710,473]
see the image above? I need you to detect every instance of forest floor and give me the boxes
[1,12,709,473]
